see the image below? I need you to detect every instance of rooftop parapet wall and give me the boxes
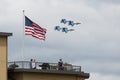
[0,32,12,36]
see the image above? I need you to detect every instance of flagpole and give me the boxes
[22,10,25,68]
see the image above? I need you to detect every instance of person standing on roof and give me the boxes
[58,59,64,70]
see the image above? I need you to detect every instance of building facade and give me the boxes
[9,69,89,80]
[0,32,12,80]
[0,32,89,80]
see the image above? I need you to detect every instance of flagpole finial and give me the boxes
[23,10,25,16]
[23,10,25,14]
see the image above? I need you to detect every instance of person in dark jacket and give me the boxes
[58,59,64,70]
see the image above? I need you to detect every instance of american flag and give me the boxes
[25,16,46,40]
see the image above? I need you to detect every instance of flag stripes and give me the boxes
[25,16,46,40]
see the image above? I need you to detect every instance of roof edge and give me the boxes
[0,32,12,36]
[8,68,90,79]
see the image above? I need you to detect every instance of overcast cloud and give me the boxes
[0,0,120,80]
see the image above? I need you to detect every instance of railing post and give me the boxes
[22,61,24,68]
[79,66,81,72]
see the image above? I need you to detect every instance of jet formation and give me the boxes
[54,19,81,33]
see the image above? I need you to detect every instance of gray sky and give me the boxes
[0,0,120,80]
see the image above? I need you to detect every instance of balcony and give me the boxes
[8,61,81,72]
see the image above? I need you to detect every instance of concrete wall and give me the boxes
[10,73,23,80]
[11,72,84,80]
[23,73,76,80]
[0,36,7,80]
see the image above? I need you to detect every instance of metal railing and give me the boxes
[8,61,81,72]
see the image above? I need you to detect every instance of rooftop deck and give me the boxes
[8,61,81,72]
[8,61,90,79]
